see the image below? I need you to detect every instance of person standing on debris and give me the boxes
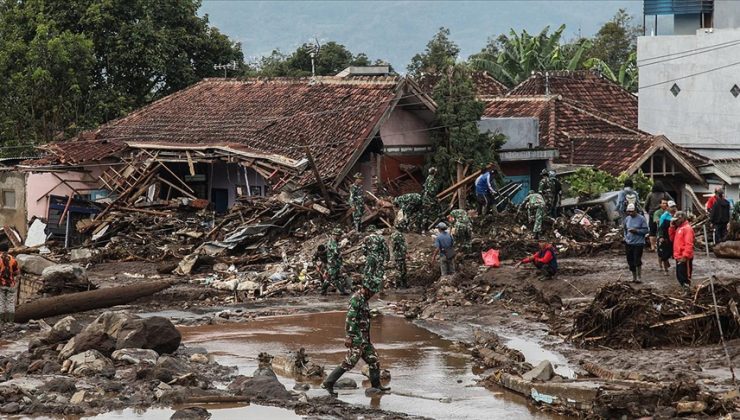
[623,203,649,283]
[657,201,677,275]
[322,228,349,295]
[522,190,546,240]
[538,169,554,214]
[710,188,731,245]
[363,227,389,291]
[517,240,558,279]
[394,192,422,232]
[431,222,455,276]
[390,229,408,288]
[475,167,498,216]
[617,179,641,221]
[349,173,366,232]
[645,184,671,251]
[0,243,20,323]
[548,171,562,218]
[671,211,694,289]
[321,274,390,396]
[448,209,473,254]
[651,198,669,253]
[421,167,441,229]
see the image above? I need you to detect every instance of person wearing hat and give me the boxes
[521,190,546,240]
[394,192,423,232]
[623,202,649,283]
[390,228,408,288]
[363,226,389,292]
[321,264,390,396]
[421,167,441,228]
[657,200,677,275]
[671,211,694,289]
[349,173,365,232]
[431,222,455,276]
[322,228,349,295]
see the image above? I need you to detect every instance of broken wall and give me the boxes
[25,167,106,221]
[210,162,268,208]
[0,170,27,236]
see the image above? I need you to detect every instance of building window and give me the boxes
[732,84,740,98]
[670,83,681,97]
[2,190,15,209]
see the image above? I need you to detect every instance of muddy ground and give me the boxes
[2,236,740,419]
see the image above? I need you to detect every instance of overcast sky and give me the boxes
[200,1,644,72]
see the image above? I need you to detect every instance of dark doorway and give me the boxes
[211,188,229,214]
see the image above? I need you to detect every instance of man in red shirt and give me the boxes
[705,186,724,212]
[671,212,694,289]
[517,240,558,279]
[0,243,20,323]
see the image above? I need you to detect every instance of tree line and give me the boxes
[0,0,639,155]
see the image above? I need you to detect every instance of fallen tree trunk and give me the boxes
[713,240,740,259]
[14,280,174,323]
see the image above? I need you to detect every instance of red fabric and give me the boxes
[522,246,554,264]
[0,253,18,288]
[482,249,501,267]
[673,221,695,261]
[706,195,717,211]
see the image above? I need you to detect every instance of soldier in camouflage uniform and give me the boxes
[523,190,547,240]
[421,167,441,229]
[363,227,389,290]
[390,229,408,288]
[322,228,349,295]
[537,169,554,215]
[448,209,473,253]
[321,251,390,396]
[394,192,422,232]
[349,173,365,232]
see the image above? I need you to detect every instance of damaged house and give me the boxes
[12,75,436,246]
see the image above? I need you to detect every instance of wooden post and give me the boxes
[457,162,465,210]
[305,148,334,212]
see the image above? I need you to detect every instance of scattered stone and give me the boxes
[16,254,55,275]
[293,383,310,391]
[70,390,86,404]
[0,402,21,414]
[522,360,555,382]
[228,374,293,401]
[41,264,88,284]
[38,316,83,346]
[112,348,159,365]
[69,248,93,261]
[189,353,209,364]
[334,378,358,389]
[171,407,211,420]
[116,316,182,355]
[64,350,115,378]
[39,377,76,394]
[676,401,707,414]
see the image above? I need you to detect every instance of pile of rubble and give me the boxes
[571,280,740,349]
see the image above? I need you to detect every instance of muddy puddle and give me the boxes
[8,404,301,420]
[181,312,567,419]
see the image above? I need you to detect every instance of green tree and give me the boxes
[0,0,244,150]
[428,65,505,187]
[584,51,638,92]
[407,27,460,77]
[588,9,641,75]
[564,168,652,199]
[250,41,381,77]
[470,25,590,87]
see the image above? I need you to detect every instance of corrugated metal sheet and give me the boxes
[644,0,713,15]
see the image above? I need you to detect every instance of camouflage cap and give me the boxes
[540,169,548,176]
[363,275,382,293]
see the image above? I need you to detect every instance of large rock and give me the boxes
[112,348,159,365]
[334,378,358,389]
[116,316,181,355]
[59,312,132,359]
[43,316,83,344]
[522,360,555,382]
[41,264,88,284]
[64,350,115,378]
[171,407,211,420]
[16,254,55,275]
[228,374,293,401]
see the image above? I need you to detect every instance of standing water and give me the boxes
[181,312,566,420]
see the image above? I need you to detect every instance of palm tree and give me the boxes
[583,51,637,92]
[470,25,590,87]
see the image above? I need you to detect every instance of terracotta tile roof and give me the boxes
[416,71,508,97]
[507,71,637,130]
[43,77,420,182]
[568,135,654,175]
[40,140,128,165]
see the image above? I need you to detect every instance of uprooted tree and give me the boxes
[427,64,505,189]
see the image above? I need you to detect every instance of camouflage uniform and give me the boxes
[349,183,365,232]
[363,233,389,292]
[322,237,347,294]
[340,290,379,371]
[421,171,441,229]
[449,209,473,253]
[390,230,408,288]
[394,193,422,231]
[538,174,554,215]
[524,191,546,236]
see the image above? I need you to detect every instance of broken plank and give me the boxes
[186,151,196,176]
[118,207,172,217]
[437,172,479,199]
[156,176,197,199]
[649,312,712,328]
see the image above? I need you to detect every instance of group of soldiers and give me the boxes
[521,169,561,239]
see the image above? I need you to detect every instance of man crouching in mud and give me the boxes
[321,275,390,396]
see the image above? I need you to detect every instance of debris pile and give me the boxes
[572,281,740,348]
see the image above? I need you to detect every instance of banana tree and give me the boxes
[583,51,637,92]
